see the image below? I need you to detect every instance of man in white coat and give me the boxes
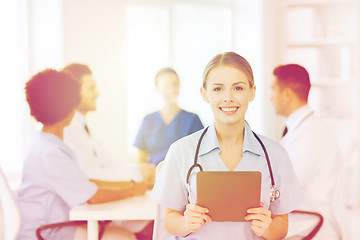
[270,64,342,240]
[62,63,155,239]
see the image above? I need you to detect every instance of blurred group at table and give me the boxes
[15,54,344,240]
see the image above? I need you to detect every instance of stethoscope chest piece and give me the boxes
[270,186,280,202]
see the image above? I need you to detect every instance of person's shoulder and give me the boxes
[180,109,201,119]
[164,129,205,169]
[32,132,58,149]
[255,133,283,148]
[26,132,64,161]
[169,128,204,151]
[254,133,289,160]
[299,113,337,141]
[140,111,161,125]
[143,110,159,118]
[142,111,160,120]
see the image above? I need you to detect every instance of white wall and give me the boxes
[261,0,285,141]
[0,0,24,175]
[0,0,66,188]
[63,0,129,160]
[62,0,266,161]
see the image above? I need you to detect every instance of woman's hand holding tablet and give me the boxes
[183,203,212,233]
[245,202,273,237]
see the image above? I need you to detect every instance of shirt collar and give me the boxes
[285,104,314,132]
[73,111,86,127]
[198,122,219,156]
[198,121,265,158]
[243,122,266,158]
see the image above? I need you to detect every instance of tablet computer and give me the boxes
[196,171,261,222]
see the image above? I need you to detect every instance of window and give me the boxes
[0,0,64,188]
[125,0,263,154]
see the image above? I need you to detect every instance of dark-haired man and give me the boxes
[270,64,341,239]
[62,63,154,183]
[62,63,154,239]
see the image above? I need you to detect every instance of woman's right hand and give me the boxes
[183,203,212,233]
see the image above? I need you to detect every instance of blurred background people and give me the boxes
[1,1,359,239]
[62,63,154,240]
[62,63,155,184]
[134,67,204,165]
[17,69,143,240]
[270,64,342,239]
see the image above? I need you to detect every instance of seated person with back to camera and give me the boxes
[16,69,150,240]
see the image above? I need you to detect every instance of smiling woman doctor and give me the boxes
[151,52,303,240]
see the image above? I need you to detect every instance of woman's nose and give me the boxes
[223,90,234,102]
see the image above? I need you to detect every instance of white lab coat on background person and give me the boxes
[64,111,151,234]
[64,111,143,181]
[281,105,342,240]
[62,64,154,238]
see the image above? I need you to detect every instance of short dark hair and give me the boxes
[203,52,254,88]
[154,67,179,86]
[25,69,81,125]
[62,63,92,83]
[273,64,311,102]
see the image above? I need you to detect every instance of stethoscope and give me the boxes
[186,126,280,202]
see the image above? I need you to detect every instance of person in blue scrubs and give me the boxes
[134,67,203,165]
[17,69,146,240]
[151,52,303,239]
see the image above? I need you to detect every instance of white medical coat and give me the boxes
[281,105,342,239]
[64,111,142,181]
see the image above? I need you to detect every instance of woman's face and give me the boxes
[201,65,255,125]
[156,73,180,104]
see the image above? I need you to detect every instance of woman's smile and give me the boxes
[219,106,239,115]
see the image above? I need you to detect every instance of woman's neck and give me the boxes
[42,124,64,139]
[215,120,245,146]
[160,102,181,125]
[162,102,180,113]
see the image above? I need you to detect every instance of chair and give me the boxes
[286,210,324,240]
[0,166,107,240]
[152,161,173,240]
[0,166,21,240]
[36,220,108,240]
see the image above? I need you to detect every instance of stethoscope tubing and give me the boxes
[186,125,277,193]
[252,131,275,187]
[186,127,208,184]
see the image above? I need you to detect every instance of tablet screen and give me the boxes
[196,171,261,222]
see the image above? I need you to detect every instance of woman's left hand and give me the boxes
[245,202,272,237]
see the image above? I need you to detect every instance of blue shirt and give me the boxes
[16,132,98,240]
[151,122,303,240]
[134,110,204,165]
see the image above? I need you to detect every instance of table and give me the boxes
[69,191,155,240]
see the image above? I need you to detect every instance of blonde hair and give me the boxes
[202,52,254,88]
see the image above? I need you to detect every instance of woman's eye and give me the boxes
[213,87,222,91]
[235,86,243,91]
